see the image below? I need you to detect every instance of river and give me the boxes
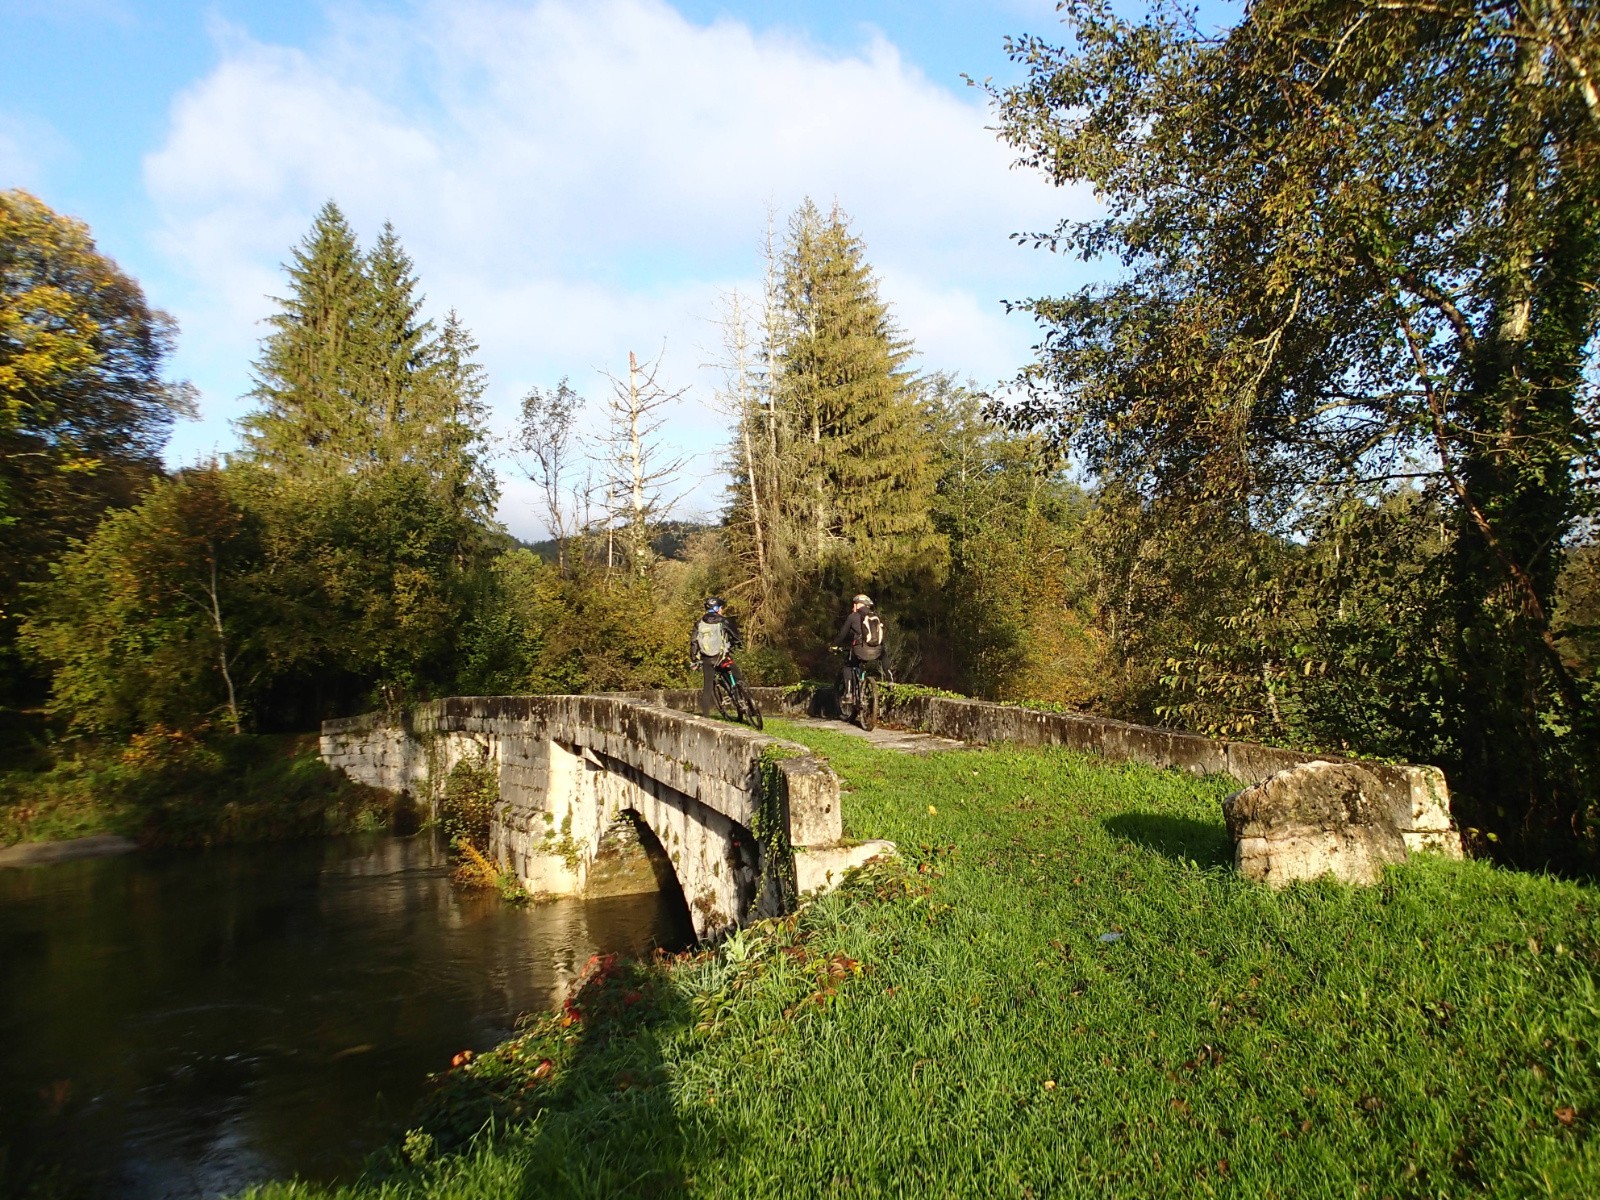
[0,832,692,1198]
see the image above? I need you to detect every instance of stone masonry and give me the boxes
[725,684,1465,884]
[321,695,892,940]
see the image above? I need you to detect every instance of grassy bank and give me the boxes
[245,719,1600,1199]
[0,716,397,848]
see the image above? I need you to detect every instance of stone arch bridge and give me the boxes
[320,695,889,940]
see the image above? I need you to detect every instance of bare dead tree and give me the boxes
[710,288,768,581]
[597,347,689,577]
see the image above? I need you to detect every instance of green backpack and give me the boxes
[695,618,731,659]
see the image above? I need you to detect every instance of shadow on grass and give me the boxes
[406,952,696,1200]
[1102,812,1232,867]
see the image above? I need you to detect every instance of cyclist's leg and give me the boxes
[699,656,718,715]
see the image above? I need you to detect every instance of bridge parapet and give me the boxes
[321,695,888,939]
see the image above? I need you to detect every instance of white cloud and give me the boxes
[143,0,1094,537]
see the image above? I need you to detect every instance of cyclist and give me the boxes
[831,593,885,705]
[691,597,742,717]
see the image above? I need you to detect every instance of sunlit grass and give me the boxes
[243,719,1600,1199]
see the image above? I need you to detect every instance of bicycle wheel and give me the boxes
[736,681,764,730]
[859,674,878,731]
[837,671,856,723]
[713,673,738,721]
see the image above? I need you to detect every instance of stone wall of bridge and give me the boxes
[321,695,890,940]
[608,685,1463,877]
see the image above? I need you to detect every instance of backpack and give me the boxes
[695,617,730,659]
[856,612,885,660]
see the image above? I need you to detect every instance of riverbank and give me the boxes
[1,718,399,850]
[249,717,1599,1197]
[0,831,137,867]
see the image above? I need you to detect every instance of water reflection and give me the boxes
[0,833,691,1198]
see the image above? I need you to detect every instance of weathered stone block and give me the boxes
[1223,761,1409,886]
[778,757,841,848]
[794,840,896,895]
[1225,741,1323,787]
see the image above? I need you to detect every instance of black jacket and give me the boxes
[833,609,883,660]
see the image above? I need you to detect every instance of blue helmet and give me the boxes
[705,597,725,613]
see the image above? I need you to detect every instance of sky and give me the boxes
[2,0,1104,538]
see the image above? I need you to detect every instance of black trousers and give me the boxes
[837,652,879,701]
[699,656,720,715]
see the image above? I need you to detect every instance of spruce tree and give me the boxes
[242,204,494,521]
[241,201,370,472]
[418,310,496,522]
[771,200,942,581]
[363,220,434,465]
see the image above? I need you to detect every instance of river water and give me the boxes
[0,833,692,1198]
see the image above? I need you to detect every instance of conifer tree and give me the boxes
[721,201,945,665]
[420,310,496,522]
[769,200,942,581]
[363,220,434,463]
[242,201,369,472]
[241,203,494,521]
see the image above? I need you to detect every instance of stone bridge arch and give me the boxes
[321,695,890,940]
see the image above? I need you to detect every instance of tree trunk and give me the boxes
[1449,32,1588,862]
[205,547,241,734]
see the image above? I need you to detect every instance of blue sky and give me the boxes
[4,0,1112,536]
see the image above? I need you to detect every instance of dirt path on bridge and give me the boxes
[778,716,967,754]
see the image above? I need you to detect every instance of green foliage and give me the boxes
[773,200,944,581]
[240,205,496,521]
[16,205,506,738]
[752,747,799,912]
[923,375,1105,701]
[19,467,256,735]
[239,726,1600,1199]
[0,189,191,697]
[0,730,395,848]
[989,0,1600,866]
[1160,491,1460,762]
[457,550,696,696]
[438,752,499,849]
[1557,537,1600,684]
[243,464,489,710]
[722,201,947,673]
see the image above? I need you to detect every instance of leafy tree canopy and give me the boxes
[0,189,193,645]
[990,0,1600,861]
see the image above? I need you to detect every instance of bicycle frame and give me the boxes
[842,659,869,705]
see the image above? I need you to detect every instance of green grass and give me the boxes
[242,719,1600,1199]
[1,726,399,848]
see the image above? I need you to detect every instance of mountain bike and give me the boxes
[713,655,763,730]
[836,653,880,732]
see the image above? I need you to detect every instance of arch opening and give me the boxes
[587,811,694,947]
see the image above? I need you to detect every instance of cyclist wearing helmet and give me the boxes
[831,593,885,678]
[691,597,742,716]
